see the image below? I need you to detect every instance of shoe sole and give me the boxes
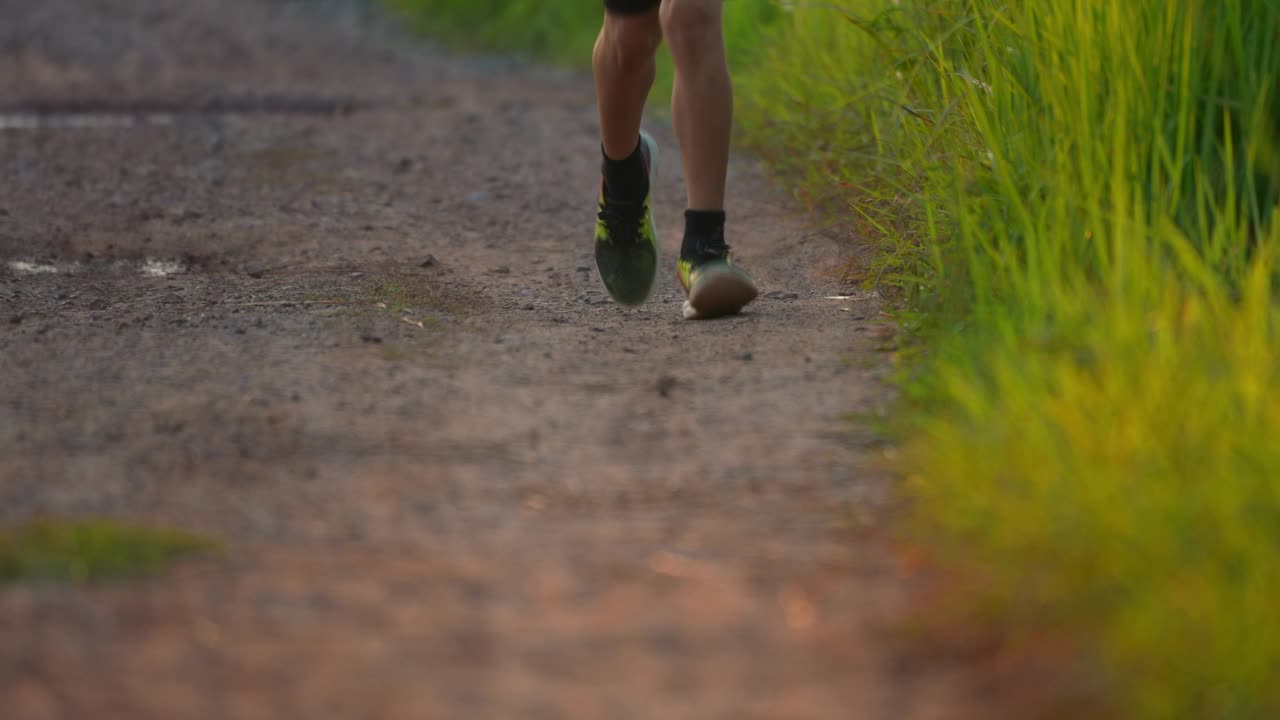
[682,264,759,320]
[597,129,660,307]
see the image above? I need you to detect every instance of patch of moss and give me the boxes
[0,519,221,584]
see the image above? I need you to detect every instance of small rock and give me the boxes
[245,264,267,278]
[737,352,754,362]
[159,292,183,304]
[291,392,302,403]
[576,266,591,272]
[234,328,246,335]
[466,191,492,203]
[349,271,365,278]
[491,266,511,275]
[395,157,414,173]
[88,298,109,310]
[656,375,678,398]
[420,254,438,268]
[523,304,535,311]
[765,290,799,301]
[591,327,606,333]
[361,334,382,344]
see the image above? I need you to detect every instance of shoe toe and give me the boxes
[685,265,757,320]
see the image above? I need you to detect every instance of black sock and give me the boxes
[601,138,649,203]
[681,209,727,258]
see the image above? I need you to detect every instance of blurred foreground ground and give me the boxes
[2,1,987,717]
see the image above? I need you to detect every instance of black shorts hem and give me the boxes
[604,0,661,15]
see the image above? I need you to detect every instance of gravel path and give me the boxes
[0,2,977,717]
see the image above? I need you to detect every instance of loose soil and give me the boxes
[1,1,1001,717]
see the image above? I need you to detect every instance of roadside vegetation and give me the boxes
[1,519,220,584]
[388,1,1280,716]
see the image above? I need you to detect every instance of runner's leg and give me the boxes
[662,0,730,212]
[663,0,758,320]
[595,1,662,162]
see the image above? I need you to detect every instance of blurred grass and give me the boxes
[382,0,785,104]
[389,0,1280,716]
[0,519,220,583]
[741,2,1280,716]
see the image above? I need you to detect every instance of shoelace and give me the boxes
[598,198,645,245]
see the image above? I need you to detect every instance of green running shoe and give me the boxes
[594,131,660,307]
[676,228,758,320]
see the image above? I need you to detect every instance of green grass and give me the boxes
[389,1,1280,715]
[383,0,785,104]
[0,519,221,583]
[740,2,1280,717]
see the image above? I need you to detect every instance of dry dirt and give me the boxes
[1,1,992,718]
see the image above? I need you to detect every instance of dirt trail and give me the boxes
[1,2,977,717]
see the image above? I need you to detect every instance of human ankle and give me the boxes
[601,138,650,203]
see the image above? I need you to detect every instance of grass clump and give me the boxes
[389,0,1280,715]
[738,1,1280,716]
[0,519,221,583]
